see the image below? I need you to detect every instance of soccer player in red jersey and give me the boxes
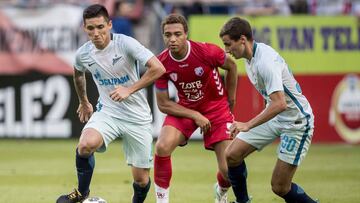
[153,14,246,203]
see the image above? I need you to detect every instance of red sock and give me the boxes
[217,171,231,188]
[154,155,172,189]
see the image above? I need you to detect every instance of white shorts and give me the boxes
[236,118,314,166]
[84,111,153,168]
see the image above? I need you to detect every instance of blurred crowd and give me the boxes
[1,0,360,54]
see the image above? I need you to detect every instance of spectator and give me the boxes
[237,0,291,16]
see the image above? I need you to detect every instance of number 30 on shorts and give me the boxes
[280,135,296,152]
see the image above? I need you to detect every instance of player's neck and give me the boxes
[94,34,111,50]
[171,41,189,60]
[244,41,254,61]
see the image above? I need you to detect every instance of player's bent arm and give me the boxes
[246,91,287,129]
[220,55,238,111]
[128,56,166,94]
[73,68,90,104]
[156,90,202,120]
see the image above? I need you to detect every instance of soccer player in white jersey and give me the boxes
[56,4,165,203]
[219,17,318,203]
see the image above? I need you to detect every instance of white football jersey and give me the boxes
[245,42,314,125]
[74,33,154,124]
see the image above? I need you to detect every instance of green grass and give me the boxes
[0,139,359,203]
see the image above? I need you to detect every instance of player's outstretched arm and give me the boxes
[73,68,93,123]
[220,54,238,111]
[156,90,211,134]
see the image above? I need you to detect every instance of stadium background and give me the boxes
[0,0,359,144]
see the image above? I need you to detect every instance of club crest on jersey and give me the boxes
[170,73,178,82]
[194,67,204,76]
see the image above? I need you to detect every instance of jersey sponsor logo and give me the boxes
[179,80,202,89]
[169,73,178,82]
[112,55,123,65]
[98,75,130,86]
[93,69,130,86]
[179,80,204,101]
[194,66,204,76]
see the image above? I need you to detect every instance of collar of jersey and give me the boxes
[252,41,257,57]
[169,40,191,62]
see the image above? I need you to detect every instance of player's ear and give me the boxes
[108,20,113,30]
[240,35,247,44]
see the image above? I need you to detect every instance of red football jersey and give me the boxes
[155,40,232,122]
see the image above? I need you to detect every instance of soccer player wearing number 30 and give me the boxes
[220,17,319,203]
[154,14,243,203]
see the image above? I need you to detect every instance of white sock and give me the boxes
[217,184,229,196]
[155,184,169,203]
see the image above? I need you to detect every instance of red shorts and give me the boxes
[163,115,233,150]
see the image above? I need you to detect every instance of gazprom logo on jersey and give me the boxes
[94,69,130,86]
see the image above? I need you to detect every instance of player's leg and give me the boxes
[271,160,317,203]
[225,138,255,203]
[56,129,103,203]
[213,140,232,203]
[274,120,317,202]
[226,121,277,203]
[154,125,187,203]
[205,121,232,203]
[57,112,118,203]
[76,128,103,196]
[121,121,153,203]
[131,167,151,203]
[154,116,196,203]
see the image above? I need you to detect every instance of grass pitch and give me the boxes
[0,139,359,203]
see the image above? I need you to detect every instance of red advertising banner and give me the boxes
[234,74,360,144]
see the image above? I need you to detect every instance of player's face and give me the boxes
[163,23,188,56]
[84,16,112,49]
[221,34,245,59]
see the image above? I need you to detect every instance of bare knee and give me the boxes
[225,148,243,167]
[77,139,98,156]
[271,181,290,196]
[133,171,150,187]
[155,140,173,156]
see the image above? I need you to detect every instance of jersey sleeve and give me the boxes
[155,70,168,91]
[73,48,87,72]
[259,58,284,95]
[204,43,226,68]
[122,35,154,66]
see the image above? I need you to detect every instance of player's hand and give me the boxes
[229,121,250,138]
[110,85,131,102]
[77,102,93,123]
[193,112,211,135]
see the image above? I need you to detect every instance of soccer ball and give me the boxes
[82,197,107,203]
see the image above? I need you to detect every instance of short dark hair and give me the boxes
[219,17,253,41]
[83,4,110,23]
[161,14,188,34]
